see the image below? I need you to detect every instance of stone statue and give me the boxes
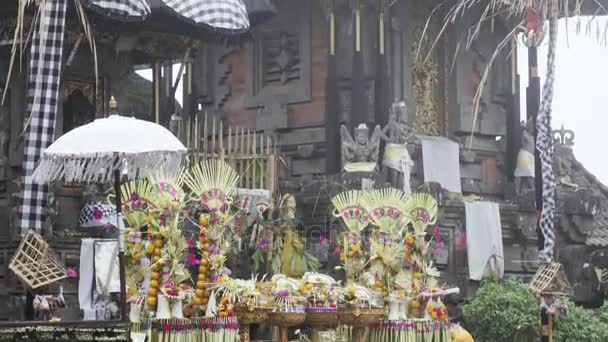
[340,123,381,172]
[381,101,415,144]
[381,101,415,194]
[553,126,577,188]
[514,119,535,195]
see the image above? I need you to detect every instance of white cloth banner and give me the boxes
[78,239,96,311]
[94,240,121,295]
[465,201,504,281]
[419,135,462,193]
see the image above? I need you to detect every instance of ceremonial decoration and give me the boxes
[183,160,239,316]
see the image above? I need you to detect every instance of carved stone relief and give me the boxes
[410,3,445,136]
[245,0,311,110]
[454,19,509,137]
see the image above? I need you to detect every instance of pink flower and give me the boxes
[276,289,290,297]
[94,209,103,220]
[187,239,195,249]
[187,253,200,266]
[332,247,342,256]
[459,232,467,246]
[433,226,441,240]
[319,233,326,245]
[67,267,78,278]
[256,240,270,250]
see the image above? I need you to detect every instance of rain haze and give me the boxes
[139,17,608,185]
[518,17,608,185]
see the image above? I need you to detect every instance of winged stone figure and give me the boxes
[340,123,381,172]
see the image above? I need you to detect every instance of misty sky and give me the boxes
[138,17,608,185]
[518,17,608,185]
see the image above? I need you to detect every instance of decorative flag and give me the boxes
[20,0,68,234]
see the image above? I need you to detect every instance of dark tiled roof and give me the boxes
[565,154,608,246]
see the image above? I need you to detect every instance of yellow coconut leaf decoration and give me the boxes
[403,193,438,235]
[362,188,410,239]
[110,179,157,228]
[331,190,370,234]
[183,160,239,212]
[149,168,187,209]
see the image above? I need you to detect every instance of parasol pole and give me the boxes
[114,168,128,321]
[109,97,128,321]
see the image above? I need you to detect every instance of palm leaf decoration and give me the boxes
[331,190,370,234]
[149,167,188,209]
[403,193,438,235]
[183,160,239,213]
[112,179,157,228]
[361,188,410,239]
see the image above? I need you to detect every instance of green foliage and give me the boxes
[462,279,539,342]
[554,302,608,342]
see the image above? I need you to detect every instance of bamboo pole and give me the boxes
[252,131,257,188]
[203,112,208,157]
[219,119,224,161]
[212,114,217,159]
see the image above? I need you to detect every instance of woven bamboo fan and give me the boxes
[361,188,409,238]
[403,193,438,235]
[183,160,239,212]
[149,168,188,208]
[331,190,370,234]
[529,262,573,298]
[110,179,158,228]
[9,231,67,289]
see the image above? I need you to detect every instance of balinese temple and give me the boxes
[0,0,607,334]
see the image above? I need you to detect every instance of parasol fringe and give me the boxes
[32,151,186,184]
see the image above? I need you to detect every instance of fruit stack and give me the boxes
[146,234,164,309]
[194,214,211,309]
[217,296,235,318]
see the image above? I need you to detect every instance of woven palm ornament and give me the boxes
[362,188,410,239]
[403,193,438,235]
[183,160,239,213]
[331,190,370,234]
[114,179,158,228]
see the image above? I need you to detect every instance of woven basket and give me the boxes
[9,231,67,289]
[306,311,339,328]
[337,307,385,327]
[235,304,268,325]
[266,312,307,327]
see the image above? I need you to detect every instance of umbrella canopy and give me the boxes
[160,0,250,33]
[80,0,151,21]
[80,0,251,35]
[32,115,187,184]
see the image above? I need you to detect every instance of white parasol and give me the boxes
[32,103,187,321]
[33,114,186,184]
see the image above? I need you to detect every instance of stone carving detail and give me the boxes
[215,46,234,111]
[340,123,381,172]
[261,31,300,86]
[380,102,415,194]
[553,125,575,147]
[553,125,577,188]
[245,0,311,108]
[411,8,442,136]
[514,119,535,195]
